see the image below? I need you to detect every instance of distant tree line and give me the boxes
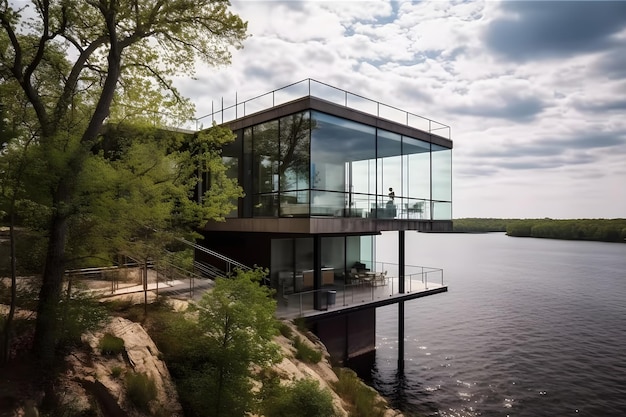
[453,218,626,243]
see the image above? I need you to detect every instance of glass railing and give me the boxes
[195,79,451,140]
[275,262,444,318]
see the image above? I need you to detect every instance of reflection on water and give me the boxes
[362,232,626,417]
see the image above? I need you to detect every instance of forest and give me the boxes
[452,218,626,243]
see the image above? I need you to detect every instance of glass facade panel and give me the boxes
[377,129,402,219]
[252,121,279,217]
[402,136,430,200]
[321,236,345,278]
[233,108,450,221]
[279,191,309,217]
[279,112,310,192]
[272,238,294,291]
[242,128,253,217]
[311,190,343,216]
[310,111,376,215]
[432,144,452,202]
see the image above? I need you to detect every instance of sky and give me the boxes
[173,0,626,219]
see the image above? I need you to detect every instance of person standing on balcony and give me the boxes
[387,187,396,218]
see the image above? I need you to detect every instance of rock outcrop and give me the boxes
[60,316,182,417]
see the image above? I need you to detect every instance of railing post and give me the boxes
[399,231,405,294]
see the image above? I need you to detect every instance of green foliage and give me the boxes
[278,321,293,339]
[146,269,281,417]
[189,268,281,416]
[111,366,123,379]
[259,376,338,417]
[454,218,626,243]
[125,372,157,411]
[333,368,386,417]
[293,336,322,364]
[99,333,125,356]
[0,0,248,364]
[453,218,511,233]
[57,289,108,348]
[293,316,309,334]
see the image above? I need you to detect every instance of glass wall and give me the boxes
[402,136,431,219]
[252,120,279,216]
[377,129,402,219]
[432,144,452,220]
[240,109,450,220]
[310,111,376,217]
[279,112,310,217]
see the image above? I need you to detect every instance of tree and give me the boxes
[0,0,247,365]
[193,268,281,417]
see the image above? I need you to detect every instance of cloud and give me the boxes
[451,94,545,121]
[169,0,626,218]
[484,1,626,61]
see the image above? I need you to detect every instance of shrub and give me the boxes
[110,366,123,378]
[333,367,386,417]
[260,378,337,417]
[293,317,308,333]
[125,372,157,411]
[99,333,125,356]
[293,336,322,364]
[278,322,293,339]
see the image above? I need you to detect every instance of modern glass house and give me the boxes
[195,79,451,321]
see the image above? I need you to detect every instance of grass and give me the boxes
[125,372,157,411]
[98,333,125,356]
[333,367,387,417]
[110,366,123,379]
[293,336,322,364]
[278,321,293,338]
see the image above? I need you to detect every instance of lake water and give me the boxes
[368,232,626,417]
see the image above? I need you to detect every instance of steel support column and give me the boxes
[313,235,322,310]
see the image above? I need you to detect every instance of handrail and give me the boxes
[195,78,451,139]
[176,237,251,273]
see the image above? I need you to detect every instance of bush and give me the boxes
[293,317,308,333]
[278,322,293,338]
[333,368,386,417]
[260,377,337,417]
[125,372,157,411]
[99,333,125,356]
[111,366,123,378]
[57,289,108,347]
[293,336,322,364]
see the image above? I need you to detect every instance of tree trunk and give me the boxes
[34,209,69,367]
[143,261,148,316]
[1,212,18,365]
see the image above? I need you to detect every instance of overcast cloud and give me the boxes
[174,0,626,219]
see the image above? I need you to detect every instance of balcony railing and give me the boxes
[195,78,451,140]
[275,262,444,318]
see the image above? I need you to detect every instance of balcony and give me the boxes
[275,262,447,319]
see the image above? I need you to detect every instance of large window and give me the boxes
[311,111,375,216]
[279,112,310,217]
[377,129,402,218]
[432,144,452,220]
[252,120,279,216]
[240,110,450,220]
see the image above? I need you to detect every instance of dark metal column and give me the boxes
[399,230,405,294]
[398,230,406,371]
[313,235,322,310]
[398,300,405,371]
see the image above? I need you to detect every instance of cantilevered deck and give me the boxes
[276,263,447,319]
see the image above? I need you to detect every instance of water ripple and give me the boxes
[370,233,626,417]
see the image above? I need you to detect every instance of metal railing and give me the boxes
[276,262,444,318]
[177,237,251,275]
[195,78,451,139]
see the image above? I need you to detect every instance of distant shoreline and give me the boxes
[449,218,626,243]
